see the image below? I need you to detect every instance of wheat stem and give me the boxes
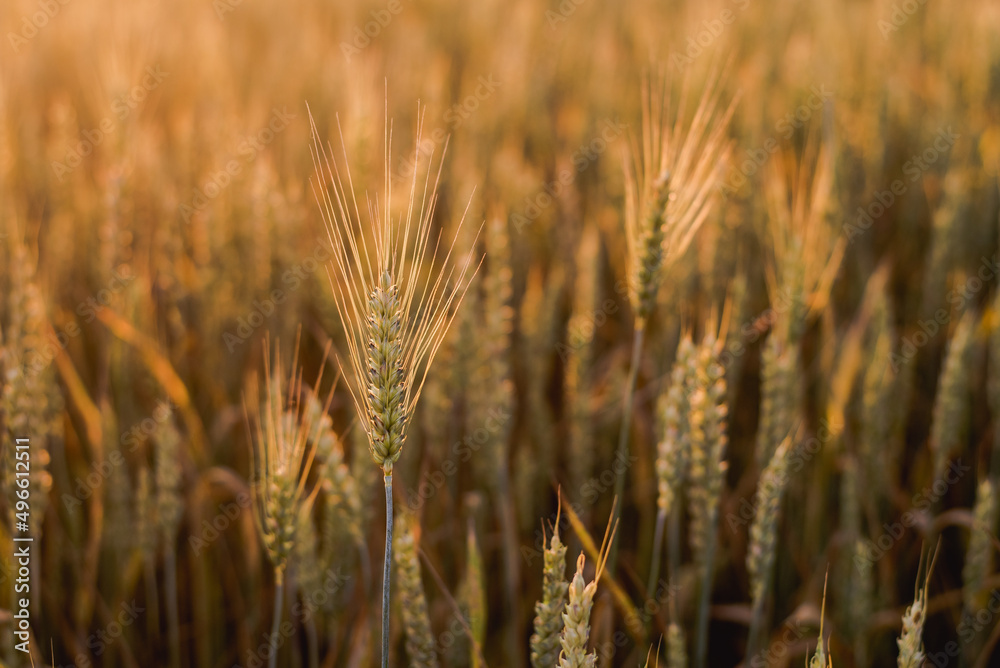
[647,508,667,601]
[609,324,646,573]
[694,505,718,668]
[269,576,284,668]
[165,545,181,668]
[382,472,393,668]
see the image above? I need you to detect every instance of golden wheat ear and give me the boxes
[307,100,481,668]
[624,68,736,324]
[306,103,481,476]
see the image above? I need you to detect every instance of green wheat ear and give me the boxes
[557,513,617,668]
[245,336,333,668]
[531,508,569,668]
[309,103,479,668]
[365,270,407,474]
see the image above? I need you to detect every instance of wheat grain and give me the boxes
[611,72,735,575]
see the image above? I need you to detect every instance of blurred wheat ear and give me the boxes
[245,334,333,668]
[611,69,735,575]
[307,102,480,668]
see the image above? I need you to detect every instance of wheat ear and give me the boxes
[394,512,440,668]
[532,504,570,668]
[610,72,734,573]
[648,335,695,599]
[929,311,974,481]
[746,434,793,660]
[309,103,479,668]
[558,510,617,668]
[963,478,997,612]
[246,337,332,668]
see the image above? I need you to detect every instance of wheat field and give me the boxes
[1,0,1000,666]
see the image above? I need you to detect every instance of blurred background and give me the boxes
[1,0,1000,666]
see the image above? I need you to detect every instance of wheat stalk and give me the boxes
[611,70,735,573]
[309,103,478,668]
[246,337,332,668]
[153,405,183,668]
[462,508,487,668]
[566,227,601,498]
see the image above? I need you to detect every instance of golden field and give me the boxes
[1,0,1000,666]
